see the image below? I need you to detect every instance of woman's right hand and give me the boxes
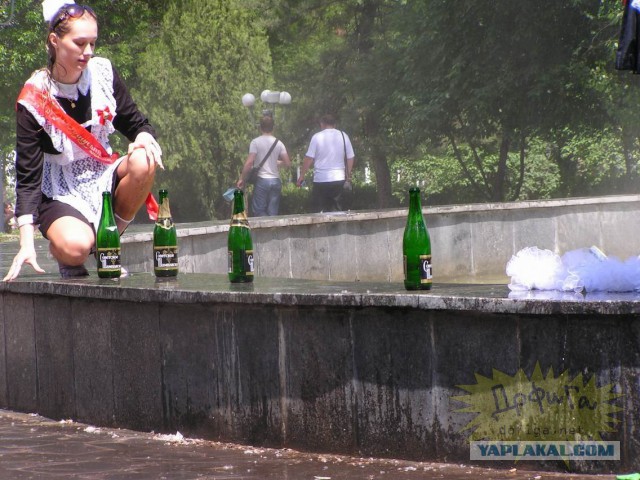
[3,224,45,281]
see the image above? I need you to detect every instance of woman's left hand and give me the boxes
[129,132,164,169]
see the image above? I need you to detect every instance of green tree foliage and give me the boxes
[389,0,613,202]
[0,0,43,156]
[0,0,46,229]
[0,0,637,219]
[268,0,402,207]
[588,0,640,193]
[269,0,628,208]
[135,0,273,220]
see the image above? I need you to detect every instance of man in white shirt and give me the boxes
[237,115,291,216]
[296,114,355,212]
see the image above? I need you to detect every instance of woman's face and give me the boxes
[49,15,98,83]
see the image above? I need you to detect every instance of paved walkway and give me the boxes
[0,409,622,480]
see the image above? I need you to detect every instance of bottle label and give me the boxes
[156,218,174,229]
[230,219,250,228]
[154,246,178,269]
[246,250,255,274]
[419,254,432,283]
[228,249,254,275]
[97,247,121,271]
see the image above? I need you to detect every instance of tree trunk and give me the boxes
[372,145,392,208]
[551,135,575,197]
[621,124,638,192]
[0,153,4,234]
[493,130,511,202]
[352,0,393,208]
[362,111,393,208]
[511,133,526,200]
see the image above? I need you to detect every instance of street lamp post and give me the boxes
[242,89,291,126]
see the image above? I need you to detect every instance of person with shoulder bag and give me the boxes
[296,114,355,213]
[237,115,291,216]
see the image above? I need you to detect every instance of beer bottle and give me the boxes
[96,191,121,279]
[153,189,178,277]
[403,187,432,290]
[228,189,254,283]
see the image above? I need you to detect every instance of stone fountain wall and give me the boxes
[122,194,640,283]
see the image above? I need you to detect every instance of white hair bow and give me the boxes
[42,0,76,23]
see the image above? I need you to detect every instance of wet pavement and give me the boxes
[0,409,623,480]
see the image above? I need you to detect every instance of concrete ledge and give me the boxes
[121,194,640,283]
[0,274,634,473]
[3,274,640,315]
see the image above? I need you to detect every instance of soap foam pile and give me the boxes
[506,246,640,293]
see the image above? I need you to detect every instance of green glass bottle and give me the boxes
[403,187,432,290]
[228,189,254,283]
[96,191,121,279]
[153,189,178,278]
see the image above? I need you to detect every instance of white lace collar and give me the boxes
[50,68,91,101]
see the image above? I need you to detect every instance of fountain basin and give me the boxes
[0,273,634,474]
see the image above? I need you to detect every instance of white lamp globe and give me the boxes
[241,93,255,107]
[260,90,271,102]
[266,91,280,103]
[279,91,292,105]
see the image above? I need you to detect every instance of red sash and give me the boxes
[17,83,159,220]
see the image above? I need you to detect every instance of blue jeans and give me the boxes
[251,177,282,216]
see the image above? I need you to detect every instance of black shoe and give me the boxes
[58,263,89,279]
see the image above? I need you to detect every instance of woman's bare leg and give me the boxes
[113,148,156,231]
[47,216,95,266]
[44,149,155,276]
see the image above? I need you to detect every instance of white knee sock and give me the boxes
[115,213,134,234]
